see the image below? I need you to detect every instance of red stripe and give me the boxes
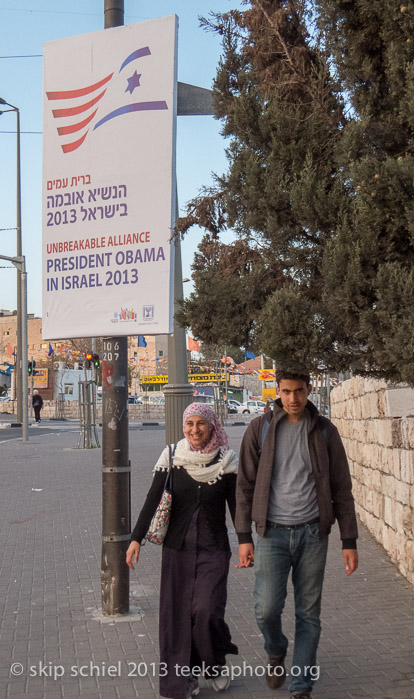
[52,91,106,118]
[61,131,89,153]
[46,73,113,100]
[57,109,97,135]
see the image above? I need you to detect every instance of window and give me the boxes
[64,384,73,395]
[159,350,164,357]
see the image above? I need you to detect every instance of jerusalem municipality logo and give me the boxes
[112,308,137,323]
[46,46,168,153]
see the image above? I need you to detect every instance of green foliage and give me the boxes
[177,0,414,383]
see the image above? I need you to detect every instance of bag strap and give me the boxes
[164,443,176,490]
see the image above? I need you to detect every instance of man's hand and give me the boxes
[235,543,255,568]
[126,541,141,570]
[342,549,358,575]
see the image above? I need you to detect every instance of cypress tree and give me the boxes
[318,0,414,380]
[178,1,414,381]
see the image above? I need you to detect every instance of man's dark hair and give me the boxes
[276,369,311,386]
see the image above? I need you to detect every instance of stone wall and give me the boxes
[0,400,165,422]
[331,377,414,585]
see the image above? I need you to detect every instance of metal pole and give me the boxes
[101,0,130,616]
[30,355,34,419]
[164,193,194,444]
[101,337,130,615]
[104,0,124,28]
[224,348,228,423]
[21,262,28,442]
[0,100,23,424]
[15,108,23,425]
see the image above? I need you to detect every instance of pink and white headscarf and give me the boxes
[183,402,229,453]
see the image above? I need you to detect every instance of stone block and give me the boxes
[371,491,384,519]
[399,450,414,485]
[404,539,414,572]
[377,391,386,418]
[375,420,393,447]
[379,447,399,480]
[396,481,411,506]
[348,379,358,398]
[393,501,405,535]
[370,468,382,493]
[355,376,366,396]
[401,418,414,449]
[381,473,397,501]
[401,505,414,538]
[363,486,373,512]
[381,524,398,560]
[384,387,414,418]
[331,385,343,404]
[383,496,395,529]
[392,419,405,448]
[392,449,401,480]
[354,398,363,420]
[364,378,379,394]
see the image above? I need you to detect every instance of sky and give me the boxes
[0,0,243,318]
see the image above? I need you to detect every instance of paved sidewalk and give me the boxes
[0,425,413,699]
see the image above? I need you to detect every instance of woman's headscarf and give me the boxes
[183,402,229,453]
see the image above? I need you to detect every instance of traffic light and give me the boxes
[93,354,100,368]
[28,360,36,375]
[85,352,93,369]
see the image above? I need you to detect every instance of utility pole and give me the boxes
[100,1,216,614]
[101,0,130,616]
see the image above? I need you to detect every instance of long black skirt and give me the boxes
[159,508,238,699]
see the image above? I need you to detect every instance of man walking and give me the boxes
[32,390,43,424]
[235,370,358,698]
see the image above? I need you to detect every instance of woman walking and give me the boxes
[126,403,239,699]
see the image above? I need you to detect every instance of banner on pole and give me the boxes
[42,16,178,339]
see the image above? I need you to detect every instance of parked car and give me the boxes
[227,399,241,414]
[151,397,165,405]
[237,400,267,415]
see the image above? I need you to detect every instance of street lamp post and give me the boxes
[0,255,28,441]
[0,98,23,425]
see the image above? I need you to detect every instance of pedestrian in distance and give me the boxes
[235,369,358,699]
[126,403,239,699]
[32,390,43,424]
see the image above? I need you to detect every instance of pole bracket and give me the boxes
[102,533,131,543]
[102,466,131,473]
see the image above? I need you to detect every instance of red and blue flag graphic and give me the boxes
[46,46,168,153]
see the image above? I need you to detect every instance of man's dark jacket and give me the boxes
[236,400,358,547]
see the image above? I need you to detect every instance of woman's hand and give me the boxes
[126,541,141,570]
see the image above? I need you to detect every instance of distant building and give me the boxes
[0,310,168,397]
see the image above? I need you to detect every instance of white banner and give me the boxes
[42,16,177,339]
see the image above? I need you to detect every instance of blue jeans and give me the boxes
[254,522,328,694]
